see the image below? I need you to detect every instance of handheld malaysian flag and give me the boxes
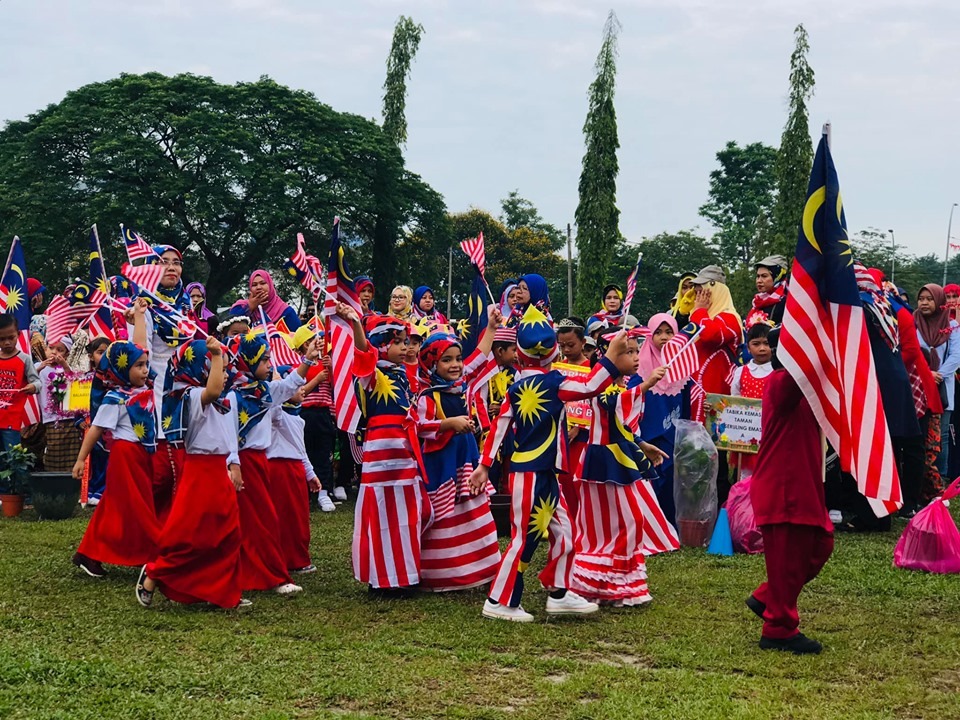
[322,218,362,434]
[779,132,901,516]
[620,252,642,320]
[0,237,42,427]
[460,232,486,277]
[284,232,325,301]
[121,224,157,263]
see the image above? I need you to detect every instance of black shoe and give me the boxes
[759,633,822,655]
[746,595,766,619]
[72,552,106,578]
[135,565,154,608]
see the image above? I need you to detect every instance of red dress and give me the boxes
[689,308,742,423]
[734,364,769,476]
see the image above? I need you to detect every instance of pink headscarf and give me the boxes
[249,269,291,324]
[637,313,685,396]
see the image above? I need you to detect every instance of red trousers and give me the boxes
[270,458,312,571]
[753,524,834,639]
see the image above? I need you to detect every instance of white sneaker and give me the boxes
[86,497,100,507]
[333,486,348,502]
[290,564,317,575]
[318,493,336,512]
[482,599,534,623]
[274,582,303,596]
[545,590,599,616]
[235,598,253,609]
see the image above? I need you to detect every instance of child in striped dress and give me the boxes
[468,306,627,622]
[571,330,679,606]
[137,337,246,609]
[335,303,432,595]
[416,305,502,591]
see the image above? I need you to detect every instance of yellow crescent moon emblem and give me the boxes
[11,264,25,283]
[609,443,639,471]
[802,186,826,255]
[89,251,100,262]
[511,418,557,465]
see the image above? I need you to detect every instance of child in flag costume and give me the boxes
[469,306,627,622]
[137,337,246,609]
[72,339,162,577]
[416,306,502,591]
[485,326,518,493]
[571,330,679,607]
[226,332,317,596]
[336,305,433,593]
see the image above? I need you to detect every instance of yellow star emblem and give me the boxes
[4,286,23,311]
[184,345,195,363]
[162,415,172,430]
[528,495,557,540]
[132,422,146,439]
[115,352,129,370]
[371,370,400,404]
[238,409,250,426]
[516,381,548,424]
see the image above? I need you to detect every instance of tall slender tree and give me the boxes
[382,16,425,148]
[768,23,815,259]
[574,10,622,318]
[373,16,426,302]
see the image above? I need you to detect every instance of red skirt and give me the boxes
[238,449,291,591]
[78,440,161,566]
[270,458,312,571]
[147,453,241,608]
[151,441,184,525]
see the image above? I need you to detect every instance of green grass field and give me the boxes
[2,504,959,720]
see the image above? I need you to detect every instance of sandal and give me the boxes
[135,565,154,608]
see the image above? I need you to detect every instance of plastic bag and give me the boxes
[672,419,719,547]
[893,477,960,574]
[726,476,763,554]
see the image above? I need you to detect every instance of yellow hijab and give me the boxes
[702,281,742,325]
[671,276,696,317]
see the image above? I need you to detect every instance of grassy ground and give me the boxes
[1,504,960,720]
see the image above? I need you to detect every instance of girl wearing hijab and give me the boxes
[944,283,960,321]
[498,279,519,320]
[689,265,743,504]
[186,282,216,336]
[71,329,161,578]
[745,256,789,329]
[242,269,301,331]
[412,285,449,324]
[668,273,696,327]
[635,313,691,525]
[916,282,960,486]
[596,284,624,322]
[387,285,415,322]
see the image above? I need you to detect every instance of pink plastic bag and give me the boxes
[726,476,764,554]
[893,477,960,574]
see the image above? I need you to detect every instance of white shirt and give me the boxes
[92,403,141,444]
[729,360,774,397]
[183,387,240,466]
[234,372,306,452]
[266,406,317,480]
[130,314,177,441]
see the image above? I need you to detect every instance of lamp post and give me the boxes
[888,228,896,285]
[944,203,959,286]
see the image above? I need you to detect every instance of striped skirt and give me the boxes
[420,464,500,592]
[571,480,677,606]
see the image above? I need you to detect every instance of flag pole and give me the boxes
[258,307,279,371]
[447,247,453,319]
[2,237,18,279]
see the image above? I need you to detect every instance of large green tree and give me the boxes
[699,141,778,267]
[0,72,444,305]
[381,16,425,148]
[767,24,815,259]
[574,10,622,318]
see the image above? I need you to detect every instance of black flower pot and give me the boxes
[30,472,80,520]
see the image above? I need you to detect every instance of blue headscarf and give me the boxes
[227,332,272,447]
[97,341,156,453]
[519,274,550,311]
[147,245,192,347]
[162,339,230,443]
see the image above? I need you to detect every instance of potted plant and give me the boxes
[0,444,35,518]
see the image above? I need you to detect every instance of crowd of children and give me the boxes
[6,245,955,658]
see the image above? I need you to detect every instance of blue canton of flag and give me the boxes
[0,236,42,426]
[460,267,487,357]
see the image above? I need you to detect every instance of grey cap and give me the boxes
[755,255,788,271]
[691,264,726,285]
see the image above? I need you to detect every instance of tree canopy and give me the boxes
[699,141,778,267]
[0,72,445,305]
[574,10,623,318]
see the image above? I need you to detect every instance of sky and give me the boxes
[2,0,959,262]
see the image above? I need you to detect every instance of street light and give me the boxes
[888,229,896,285]
[944,203,959,286]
